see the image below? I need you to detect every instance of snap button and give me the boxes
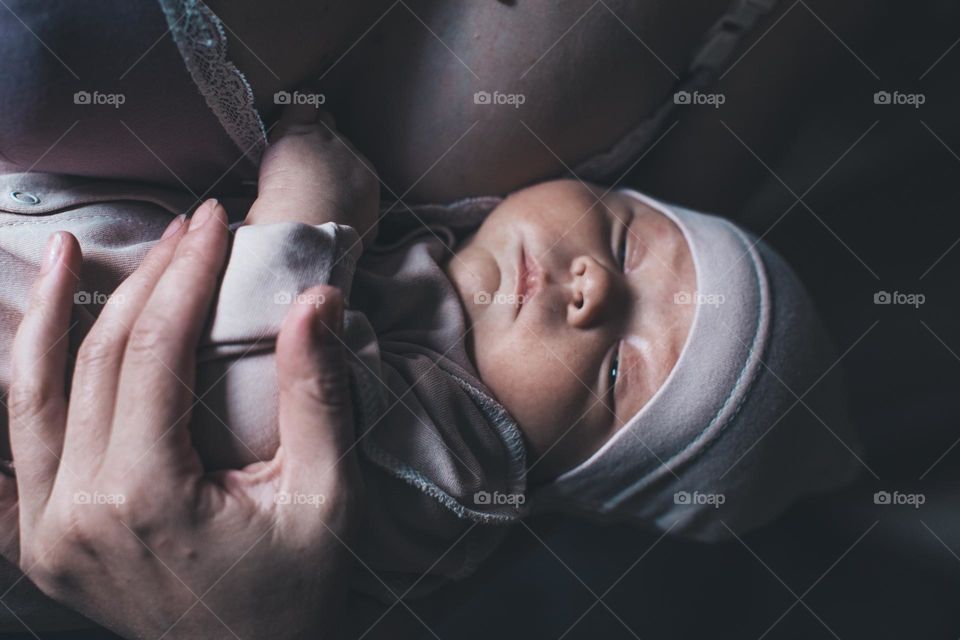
[10,191,40,205]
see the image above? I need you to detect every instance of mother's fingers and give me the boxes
[62,215,187,469]
[108,200,229,475]
[8,233,81,527]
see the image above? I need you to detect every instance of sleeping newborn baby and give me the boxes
[0,111,861,598]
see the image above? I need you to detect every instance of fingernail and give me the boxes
[40,233,64,275]
[189,199,218,231]
[161,214,186,240]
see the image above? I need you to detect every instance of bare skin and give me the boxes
[205,0,864,210]
[208,0,722,200]
[315,0,725,201]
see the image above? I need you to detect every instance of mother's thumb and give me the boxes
[275,286,356,479]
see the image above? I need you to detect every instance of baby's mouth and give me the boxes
[515,244,542,317]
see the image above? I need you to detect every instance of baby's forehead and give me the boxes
[505,179,608,210]
[553,183,662,224]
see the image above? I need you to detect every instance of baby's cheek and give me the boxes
[482,339,555,425]
[190,352,281,470]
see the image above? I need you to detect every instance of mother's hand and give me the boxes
[4,200,361,639]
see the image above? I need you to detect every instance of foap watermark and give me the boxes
[474,491,525,507]
[873,490,925,509]
[674,291,725,308]
[474,291,526,306]
[473,90,526,109]
[874,290,925,308]
[274,491,326,508]
[674,491,725,508]
[674,90,726,108]
[73,490,126,508]
[274,290,327,307]
[74,290,125,306]
[74,90,126,109]
[873,90,925,109]
[274,90,326,108]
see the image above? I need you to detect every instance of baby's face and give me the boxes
[445,180,696,482]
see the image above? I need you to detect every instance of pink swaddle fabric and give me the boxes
[0,172,525,600]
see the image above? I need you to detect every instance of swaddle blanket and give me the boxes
[0,172,526,599]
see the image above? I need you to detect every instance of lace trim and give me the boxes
[156,0,267,163]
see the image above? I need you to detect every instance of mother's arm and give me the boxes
[3,202,361,638]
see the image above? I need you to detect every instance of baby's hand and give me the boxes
[246,104,379,246]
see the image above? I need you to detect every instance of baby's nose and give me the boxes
[566,255,615,329]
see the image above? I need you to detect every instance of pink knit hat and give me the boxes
[532,190,862,540]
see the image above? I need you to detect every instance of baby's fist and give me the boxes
[246,105,379,246]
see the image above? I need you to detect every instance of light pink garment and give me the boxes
[0,172,526,600]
